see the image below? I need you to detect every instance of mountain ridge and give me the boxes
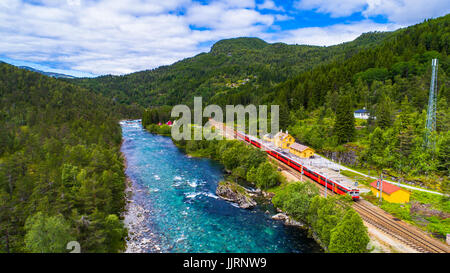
[70,30,393,106]
[17,65,76,79]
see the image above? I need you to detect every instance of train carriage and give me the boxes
[233,130,360,200]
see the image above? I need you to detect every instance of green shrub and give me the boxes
[329,209,370,253]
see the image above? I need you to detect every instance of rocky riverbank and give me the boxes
[123,178,163,253]
[215,181,306,228]
[121,149,162,253]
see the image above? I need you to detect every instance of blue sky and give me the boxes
[0,0,449,77]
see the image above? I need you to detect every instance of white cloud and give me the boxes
[221,0,256,9]
[258,0,284,11]
[274,14,294,21]
[266,20,401,46]
[1,0,446,75]
[0,0,276,75]
[294,0,450,24]
[294,0,367,17]
[363,0,450,24]
[186,2,273,29]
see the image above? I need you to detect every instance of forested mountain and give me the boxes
[136,15,449,190]
[0,63,140,253]
[18,66,76,79]
[71,33,389,107]
[274,15,450,190]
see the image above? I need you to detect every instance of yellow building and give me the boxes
[289,143,315,158]
[274,131,295,149]
[370,180,410,203]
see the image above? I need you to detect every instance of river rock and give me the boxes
[216,181,257,209]
[272,213,288,221]
[284,218,304,227]
[272,213,304,227]
[262,191,275,199]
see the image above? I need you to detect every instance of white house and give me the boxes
[354,109,370,119]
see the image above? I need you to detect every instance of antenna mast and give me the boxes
[425,58,438,149]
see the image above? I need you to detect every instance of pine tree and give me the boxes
[24,212,74,253]
[368,127,386,169]
[394,96,414,172]
[279,103,290,130]
[376,96,392,129]
[436,97,449,133]
[334,94,355,144]
[437,132,450,175]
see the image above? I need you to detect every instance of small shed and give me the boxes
[289,143,315,158]
[370,180,410,203]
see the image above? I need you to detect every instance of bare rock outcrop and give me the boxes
[272,213,304,227]
[216,181,257,209]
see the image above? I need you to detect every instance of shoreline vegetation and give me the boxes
[141,122,371,253]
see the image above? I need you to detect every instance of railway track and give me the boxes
[353,201,449,253]
[276,160,450,253]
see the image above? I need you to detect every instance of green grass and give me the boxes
[380,202,412,222]
[411,191,450,213]
[426,217,450,238]
[145,124,172,136]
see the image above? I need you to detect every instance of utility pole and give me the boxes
[301,165,303,182]
[379,172,383,203]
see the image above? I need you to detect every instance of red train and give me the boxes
[235,131,360,200]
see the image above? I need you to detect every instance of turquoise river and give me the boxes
[120,120,322,253]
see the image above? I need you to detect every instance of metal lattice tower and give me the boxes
[425,58,438,148]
